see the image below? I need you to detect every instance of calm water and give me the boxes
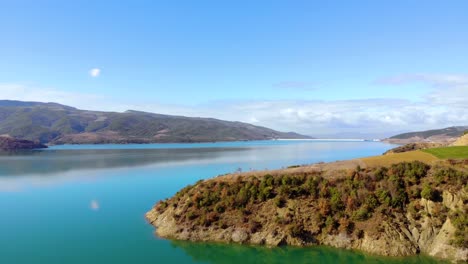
[0,140,445,263]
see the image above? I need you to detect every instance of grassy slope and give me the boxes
[422,146,468,159]
[361,150,439,167]
[361,146,468,167]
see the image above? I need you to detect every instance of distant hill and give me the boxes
[384,126,468,144]
[0,100,311,144]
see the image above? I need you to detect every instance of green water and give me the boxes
[0,140,446,263]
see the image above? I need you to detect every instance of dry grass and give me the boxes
[215,159,365,182]
[360,150,438,167]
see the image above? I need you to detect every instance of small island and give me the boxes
[147,144,468,263]
[0,136,47,151]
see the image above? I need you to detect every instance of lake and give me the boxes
[0,140,445,263]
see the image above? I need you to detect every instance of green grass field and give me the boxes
[422,146,468,159]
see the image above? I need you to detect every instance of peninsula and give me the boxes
[0,136,47,151]
[147,144,468,263]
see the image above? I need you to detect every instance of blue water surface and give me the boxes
[0,140,444,263]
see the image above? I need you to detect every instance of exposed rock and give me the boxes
[231,229,249,243]
[428,218,467,261]
[443,190,465,211]
[452,134,468,146]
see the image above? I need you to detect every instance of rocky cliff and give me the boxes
[452,134,468,147]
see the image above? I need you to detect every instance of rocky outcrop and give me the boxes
[147,194,467,262]
[452,134,468,146]
[0,136,47,150]
[147,161,467,263]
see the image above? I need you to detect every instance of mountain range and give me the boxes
[0,100,310,144]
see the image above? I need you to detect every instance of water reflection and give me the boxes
[0,141,396,193]
[171,240,447,264]
[0,148,250,176]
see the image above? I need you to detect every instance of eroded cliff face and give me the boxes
[147,191,466,262]
[355,190,467,261]
[146,162,467,263]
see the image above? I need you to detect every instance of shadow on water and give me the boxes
[170,240,448,264]
[0,147,250,176]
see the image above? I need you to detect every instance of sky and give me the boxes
[0,0,467,137]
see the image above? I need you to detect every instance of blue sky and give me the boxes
[0,1,467,137]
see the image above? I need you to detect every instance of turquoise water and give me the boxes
[0,140,445,263]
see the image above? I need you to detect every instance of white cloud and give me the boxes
[377,73,468,87]
[377,73,468,107]
[249,117,259,123]
[89,68,101,77]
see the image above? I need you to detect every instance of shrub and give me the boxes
[325,216,337,231]
[156,201,168,211]
[281,175,292,186]
[421,184,434,200]
[376,189,390,206]
[248,220,262,233]
[274,196,286,208]
[318,198,331,216]
[338,217,354,234]
[374,167,388,181]
[450,210,468,247]
[235,188,250,207]
[306,177,319,198]
[409,187,421,199]
[365,195,379,211]
[186,211,198,220]
[353,206,370,221]
[330,187,344,211]
[214,204,225,213]
[288,223,304,237]
[258,186,274,201]
[345,196,357,211]
[264,174,274,186]
[391,189,407,208]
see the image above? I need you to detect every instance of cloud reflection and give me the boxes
[90,200,100,211]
